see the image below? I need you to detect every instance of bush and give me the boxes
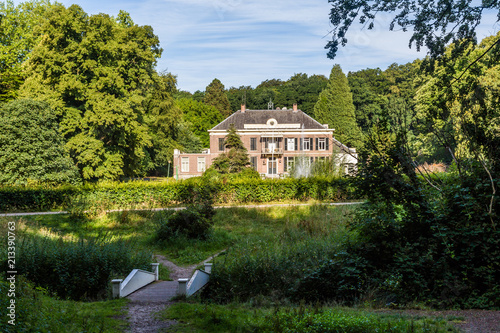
[263,307,456,333]
[155,186,216,240]
[293,253,369,304]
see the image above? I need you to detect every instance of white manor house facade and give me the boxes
[173,104,357,179]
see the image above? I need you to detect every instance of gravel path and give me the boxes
[125,253,222,333]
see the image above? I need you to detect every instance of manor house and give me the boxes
[173,104,357,179]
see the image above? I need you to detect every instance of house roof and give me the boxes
[209,109,327,131]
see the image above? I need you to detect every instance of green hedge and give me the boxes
[0,177,360,212]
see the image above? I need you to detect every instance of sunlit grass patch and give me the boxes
[161,302,460,333]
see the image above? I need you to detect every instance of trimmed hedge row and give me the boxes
[0,177,360,212]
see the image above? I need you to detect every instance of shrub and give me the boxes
[293,253,370,304]
[155,186,216,240]
[0,275,127,332]
[263,307,457,333]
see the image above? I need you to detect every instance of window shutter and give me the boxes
[295,138,298,151]
[315,138,318,150]
[326,138,329,151]
[299,138,303,151]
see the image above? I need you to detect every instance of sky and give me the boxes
[17,0,500,92]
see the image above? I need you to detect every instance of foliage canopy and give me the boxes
[326,0,500,59]
[0,99,80,185]
[314,65,362,148]
[18,4,163,180]
[204,78,232,118]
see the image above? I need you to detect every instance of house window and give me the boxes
[287,138,295,151]
[218,138,225,151]
[250,138,257,151]
[197,157,206,172]
[285,157,295,172]
[302,138,311,151]
[181,157,189,172]
[318,138,326,151]
[250,156,257,170]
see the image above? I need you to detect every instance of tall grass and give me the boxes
[1,231,152,300]
[0,275,128,332]
[203,205,356,303]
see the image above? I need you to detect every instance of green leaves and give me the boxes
[211,124,250,174]
[18,4,162,180]
[176,97,223,148]
[0,99,80,185]
[326,0,499,59]
[204,78,232,118]
[314,64,363,148]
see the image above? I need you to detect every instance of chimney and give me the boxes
[293,103,298,112]
[241,104,246,113]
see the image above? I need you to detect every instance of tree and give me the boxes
[204,78,232,117]
[273,73,328,116]
[176,98,224,147]
[0,0,53,102]
[416,32,500,170]
[326,0,500,59]
[142,72,184,176]
[314,65,363,148]
[19,4,162,180]
[323,2,500,308]
[0,99,80,185]
[211,124,250,173]
[348,68,389,131]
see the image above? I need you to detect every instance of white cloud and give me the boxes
[13,0,498,93]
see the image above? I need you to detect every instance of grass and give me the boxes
[0,275,129,332]
[159,302,460,333]
[0,204,468,332]
[9,204,358,266]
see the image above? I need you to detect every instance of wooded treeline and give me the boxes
[1,0,497,184]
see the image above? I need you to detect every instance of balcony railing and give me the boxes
[262,148,283,154]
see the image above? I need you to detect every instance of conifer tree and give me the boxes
[314,64,362,148]
[204,78,232,118]
[211,124,250,173]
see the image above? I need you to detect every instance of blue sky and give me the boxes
[19,1,500,92]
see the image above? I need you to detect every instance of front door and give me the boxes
[268,157,277,175]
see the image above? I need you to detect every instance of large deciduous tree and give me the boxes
[314,65,362,148]
[204,78,232,118]
[416,32,500,170]
[19,4,162,180]
[326,0,500,59]
[322,1,500,308]
[176,98,224,148]
[0,0,53,102]
[0,99,80,185]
